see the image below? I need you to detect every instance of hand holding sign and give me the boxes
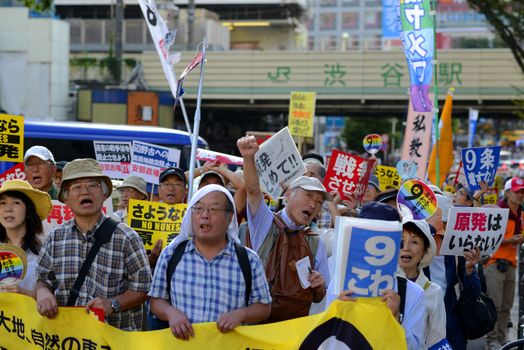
[363,134,382,156]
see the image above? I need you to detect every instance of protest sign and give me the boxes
[363,134,382,156]
[397,179,437,220]
[396,160,418,181]
[375,165,401,191]
[44,199,113,231]
[0,163,25,185]
[333,217,402,297]
[400,99,432,179]
[130,141,181,185]
[0,114,24,163]
[93,141,132,179]
[254,127,305,199]
[128,199,187,250]
[1,293,407,350]
[196,148,243,166]
[461,146,501,192]
[323,150,375,201]
[440,206,509,256]
[0,244,27,286]
[288,91,316,138]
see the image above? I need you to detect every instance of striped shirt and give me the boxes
[148,238,271,324]
[37,215,152,331]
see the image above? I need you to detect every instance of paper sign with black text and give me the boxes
[0,114,23,162]
[94,141,132,179]
[375,165,401,191]
[130,141,181,185]
[333,217,402,297]
[254,127,305,199]
[439,206,509,256]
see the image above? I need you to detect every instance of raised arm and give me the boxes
[237,136,263,217]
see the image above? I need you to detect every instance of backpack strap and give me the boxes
[396,276,407,324]
[234,242,252,307]
[67,217,119,306]
[166,240,190,300]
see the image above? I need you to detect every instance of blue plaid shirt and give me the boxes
[148,238,271,324]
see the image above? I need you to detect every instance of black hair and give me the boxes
[403,222,429,253]
[0,191,43,255]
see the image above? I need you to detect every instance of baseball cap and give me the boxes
[55,161,68,171]
[200,171,225,187]
[375,189,398,204]
[402,219,436,268]
[368,175,380,191]
[359,202,401,222]
[159,167,186,184]
[288,176,329,200]
[24,146,55,164]
[117,175,148,198]
[504,177,524,192]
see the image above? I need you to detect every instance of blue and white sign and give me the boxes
[130,140,181,184]
[429,338,453,350]
[461,146,501,192]
[382,0,399,39]
[333,217,402,297]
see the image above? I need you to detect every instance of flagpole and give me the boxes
[178,97,201,168]
[187,38,206,201]
[432,0,440,186]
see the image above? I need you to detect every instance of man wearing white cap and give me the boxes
[148,185,271,339]
[237,135,329,322]
[24,146,59,199]
[485,177,524,349]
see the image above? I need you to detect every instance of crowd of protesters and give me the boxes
[0,140,523,350]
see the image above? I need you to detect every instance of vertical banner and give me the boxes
[288,91,316,138]
[439,206,509,256]
[400,98,432,179]
[93,141,132,179]
[254,127,305,199]
[399,0,434,112]
[130,141,181,185]
[333,217,402,297]
[137,0,180,99]
[467,108,479,148]
[382,0,400,39]
[461,146,501,192]
[128,199,187,249]
[323,150,375,201]
[0,114,24,163]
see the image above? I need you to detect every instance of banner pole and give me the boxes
[187,38,207,201]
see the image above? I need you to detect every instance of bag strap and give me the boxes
[396,276,407,324]
[234,242,252,307]
[67,217,119,306]
[166,240,190,299]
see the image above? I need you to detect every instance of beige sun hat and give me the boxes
[0,180,52,220]
[58,158,113,203]
[117,175,147,199]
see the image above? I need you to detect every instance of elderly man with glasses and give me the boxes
[24,146,59,199]
[157,167,188,205]
[35,158,151,331]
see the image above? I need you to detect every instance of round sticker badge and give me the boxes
[363,134,382,156]
[396,160,418,181]
[396,179,437,220]
[0,244,28,286]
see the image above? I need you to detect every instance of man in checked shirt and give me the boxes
[35,158,151,331]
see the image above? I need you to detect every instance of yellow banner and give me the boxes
[127,199,187,250]
[288,91,316,138]
[0,293,407,349]
[0,114,24,162]
[375,165,401,191]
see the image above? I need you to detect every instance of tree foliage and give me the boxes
[22,0,53,12]
[341,117,398,154]
[466,0,524,74]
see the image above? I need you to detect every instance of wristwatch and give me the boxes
[111,298,121,313]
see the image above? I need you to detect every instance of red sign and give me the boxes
[323,150,375,201]
[0,163,26,185]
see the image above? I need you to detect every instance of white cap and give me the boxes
[24,146,55,164]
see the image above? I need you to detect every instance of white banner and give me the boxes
[130,141,181,185]
[254,127,305,199]
[439,206,509,256]
[93,141,132,179]
[196,148,243,166]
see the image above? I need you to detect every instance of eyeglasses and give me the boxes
[161,182,185,190]
[25,160,50,169]
[191,206,228,216]
[68,182,102,195]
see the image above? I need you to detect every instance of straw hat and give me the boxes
[117,176,147,199]
[58,158,113,202]
[0,180,52,220]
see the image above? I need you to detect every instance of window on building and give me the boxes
[364,0,381,6]
[342,12,358,29]
[320,0,337,7]
[84,20,103,44]
[125,20,143,44]
[320,13,337,30]
[69,20,82,45]
[342,0,359,6]
[364,11,381,29]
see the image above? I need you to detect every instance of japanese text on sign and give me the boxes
[130,141,181,185]
[254,127,305,199]
[288,91,316,138]
[0,163,26,185]
[94,141,132,180]
[439,206,509,256]
[375,165,401,191]
[45,200,113,230]
[461,146,501,192]
[333,218,402,297]
[323,150,375,201]
[128,199,187,250]
[397,179,437,220]
[0,114,24,162]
